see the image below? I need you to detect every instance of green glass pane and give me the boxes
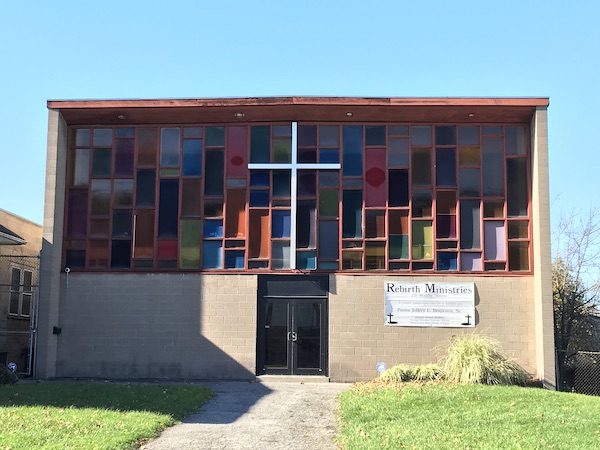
[319,190,338,217]
[205,127,225,146]
[389,235,409,259]
[365,242,385,270]
[342,190,362,238]
[412,221,433,260]
[273,139,292,163]
[297,251,316,270]
[180,220,201,269]
[91,148,112,177]
[251,126,270,163]
[411,148,432,186]
[159,168,180,177]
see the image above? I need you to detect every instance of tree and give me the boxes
[552,209,600,388]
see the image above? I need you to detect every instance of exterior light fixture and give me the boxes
[117,114,126,120]
[234,112,245,118]
[468,113,475,117]
[345,112,353,117]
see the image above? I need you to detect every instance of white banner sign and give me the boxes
[384,281,475,327]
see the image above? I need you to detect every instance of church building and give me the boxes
[37,97,554,385]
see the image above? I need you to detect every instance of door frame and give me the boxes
[256,275,329,376]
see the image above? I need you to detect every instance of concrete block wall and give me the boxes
[54,273,257,380]
[329,275,537,382]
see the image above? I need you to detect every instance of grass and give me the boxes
[0,383,214,450]
[339,382,600,449]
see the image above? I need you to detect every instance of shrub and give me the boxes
[412,363,446,382]
[0,365,18,385]
[441,334,530,385]
[380,364,414,382]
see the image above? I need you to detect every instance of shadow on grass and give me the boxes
[0,381,272,423]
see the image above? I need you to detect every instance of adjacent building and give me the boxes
[37,97,554,385]
[0,209,42,373]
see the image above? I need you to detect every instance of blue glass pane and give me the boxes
[388,126,409,137]
[458,126,480,145]
[318,261,339,270]
[437,252,458,271]
[250,171,270,187]
[343,126,363,176]
[158,179,179,238]
[435,126,456,145]
[115,127,135,137]
[389,170,409,207]
[160,128,180,167]
[273,171,291,197]
[297,251,317,270]
[203,220,223,238]
[365,126,386,146]
[250,190,269,207]
[225,250,245,269]
[272,210,291,238]
[319,221,339,259]
[319,148,339,163]
[459,168,480,197]
[389,139,409,166]
[436,148,457,187]
[319,126,339,146]
[411,126,432,146]
[182,139,202,176]
[202,241,223,269]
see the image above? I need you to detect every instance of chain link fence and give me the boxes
[0,254,39,375]
[557,350,600,395]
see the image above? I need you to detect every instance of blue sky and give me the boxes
[0,0,598,225]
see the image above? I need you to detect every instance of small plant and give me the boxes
[412,363,446,382]
[0,365,18,385]
[380,364,414,382]
[441,334,530,385]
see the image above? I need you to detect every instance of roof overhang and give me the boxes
[0,225,26,245]
[47,96,549,126]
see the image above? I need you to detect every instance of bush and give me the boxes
[441,334,530,385]
[0,365,18,385]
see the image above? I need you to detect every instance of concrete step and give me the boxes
[256,375,331,383]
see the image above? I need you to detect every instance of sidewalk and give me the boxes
[142,380,350,450]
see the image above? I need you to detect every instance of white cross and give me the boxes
[248,122,341,269]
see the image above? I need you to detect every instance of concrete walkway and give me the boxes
[142,379,351,450]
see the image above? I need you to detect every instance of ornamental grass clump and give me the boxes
[0,365,18,385]
[412,363,446,382]
[441,334,530,385]
[380,364,414,382]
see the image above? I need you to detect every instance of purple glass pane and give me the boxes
[67,189,88,238]
[114,138,134,176]
[484,221,506,260]
[298,125,317,147]
[461,253,482,271]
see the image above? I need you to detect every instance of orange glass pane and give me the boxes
[137,128,158,167]
[134,210,155,258]
[226,189,247,238]
[249,210,269,259]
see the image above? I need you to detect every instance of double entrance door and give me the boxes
[257,275,328,376]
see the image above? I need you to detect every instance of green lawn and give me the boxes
[0,383,214,450]
[339,382,600,449]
